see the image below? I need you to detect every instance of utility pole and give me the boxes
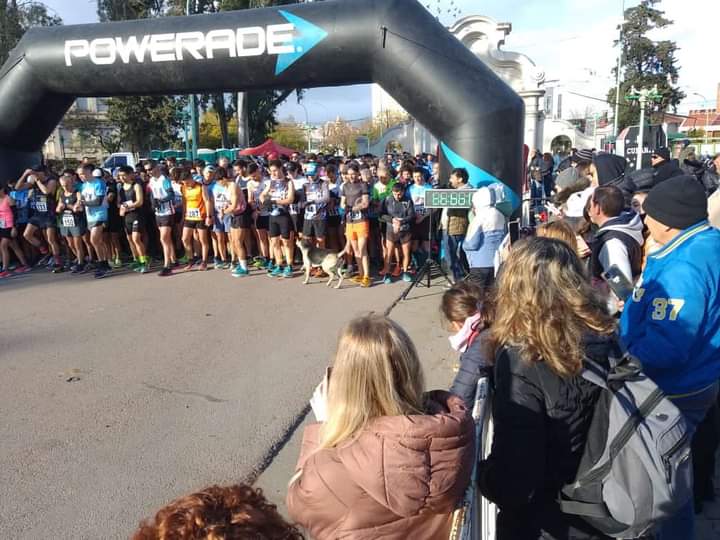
[187,0,199,160]
[613,0,625,140]
[625,85,663,170]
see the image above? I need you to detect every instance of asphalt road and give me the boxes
[0,264,455,539]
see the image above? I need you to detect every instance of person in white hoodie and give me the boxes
[462,186,506,288]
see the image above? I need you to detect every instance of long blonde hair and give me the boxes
[536,220,579,255]
[491,237,616,377]
[320,314,425,449]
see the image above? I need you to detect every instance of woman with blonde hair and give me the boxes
[287,314,475,540]
[536,219,580,255]
[479,237,619,540]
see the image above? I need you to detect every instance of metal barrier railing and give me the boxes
[451,374,496,540]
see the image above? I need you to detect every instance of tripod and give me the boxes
[385,208,452,316]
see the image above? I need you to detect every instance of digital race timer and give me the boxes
[424,189,477,209]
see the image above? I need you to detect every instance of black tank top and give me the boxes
[118,183,140,212]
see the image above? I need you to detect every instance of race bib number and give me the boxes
[186,208,201,219]
[350,210,363,221]
[62,214,75,227]
[0,217,5,228]
[289,204,299,215]
[35,200,48,213]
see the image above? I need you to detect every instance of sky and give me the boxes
[41,0,720,123]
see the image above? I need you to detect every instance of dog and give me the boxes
[296,239,347,289]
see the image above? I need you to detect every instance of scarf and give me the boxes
[449,312,482,353]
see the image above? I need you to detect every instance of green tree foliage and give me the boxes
[268,123,307,152]
[107,96,185,153]
[199,109,238,148]
[607,0,685,131]
[96,0,164,21]
[0,1,62,65]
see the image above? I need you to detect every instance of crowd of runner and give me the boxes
[0,151,446,286]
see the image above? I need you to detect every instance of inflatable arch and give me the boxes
[0,0,524,204]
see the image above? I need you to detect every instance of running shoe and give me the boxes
[282,266,293,278]
[360,276,371,288]
[268,265,282,277]
[110,258,123,269]
[383,274,392,285]
[139,264,150,274]
[158,267,172,277]
[51,264,64,274]
[177,255,189,265]
[35,254,50,268]
[94,267,108,279]
[222,261,232,270]
[0,270,11,279]
[402,272,413,283]
[213,258,222,269]
[183,261,194,272]
[391,265,402,278]
[264,259,274,269]
[8,263,16,271]
[232,265,249,277]
[198,262,208,271]
[70,264,82,274]
[129,261,141,271]
[13,265,31,274]
[171,261,180,268]
[350,275,364,284]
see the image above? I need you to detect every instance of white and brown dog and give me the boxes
[296,239,347,289]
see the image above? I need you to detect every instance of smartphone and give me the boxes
[324,366,332,388]
[509,220,520,244]
[602,265,634,300]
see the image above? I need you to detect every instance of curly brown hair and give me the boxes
[490,237,616,377]
[132,484,304,540]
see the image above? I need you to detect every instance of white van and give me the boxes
[103,152,138,170]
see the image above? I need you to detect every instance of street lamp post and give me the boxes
[187,0,199,160]
[692,92,710,149]
[613,0,626,139]
[626,85,663,170]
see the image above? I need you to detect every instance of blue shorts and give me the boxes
[213,213,232,233]
[29,213,57,229]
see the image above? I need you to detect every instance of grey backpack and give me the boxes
[559,353,693,538]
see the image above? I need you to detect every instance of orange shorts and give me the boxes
[345,220,370,240]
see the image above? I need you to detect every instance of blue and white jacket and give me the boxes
[462,187,506,269]
[619,221,720,395]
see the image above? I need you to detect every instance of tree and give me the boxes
[269,123,307,152]
[199,109,239,148]
[0,1,62,65]
[607,0,685,131]
[97,0,164,21]
[107,96,185,153]
[62,108,124,154]
[321,118,359,156]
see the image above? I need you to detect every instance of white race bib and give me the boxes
[350,210,363,221]
[0,217,6,229]
[186,208,201,219]
[35,200,48,213]
[62,214,75,227]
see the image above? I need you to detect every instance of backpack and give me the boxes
[559,353,692,538]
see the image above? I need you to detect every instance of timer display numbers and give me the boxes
[425,189,477,209]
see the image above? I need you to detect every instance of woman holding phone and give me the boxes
[287,314,475,540]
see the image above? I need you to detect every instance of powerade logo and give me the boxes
[64,10,328,75]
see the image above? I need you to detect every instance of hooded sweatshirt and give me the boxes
[590,211,644,282]
[286,391,475,540]
[463,188,506,269]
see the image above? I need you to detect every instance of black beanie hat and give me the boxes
[643,175,707,230]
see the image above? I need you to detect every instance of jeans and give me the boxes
[658,382,720,540]
[443,232,467,282]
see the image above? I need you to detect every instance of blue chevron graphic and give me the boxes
[275,10,329,75]
[440,141,520,213]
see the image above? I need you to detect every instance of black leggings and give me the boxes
[465,267,495,290]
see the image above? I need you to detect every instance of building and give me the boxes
[678,84,720,155]
[43,97,116,163]
[370,15,614,156]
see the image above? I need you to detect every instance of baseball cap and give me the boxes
[92,168,103,178]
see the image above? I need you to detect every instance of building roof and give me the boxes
[680,109,720,131]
